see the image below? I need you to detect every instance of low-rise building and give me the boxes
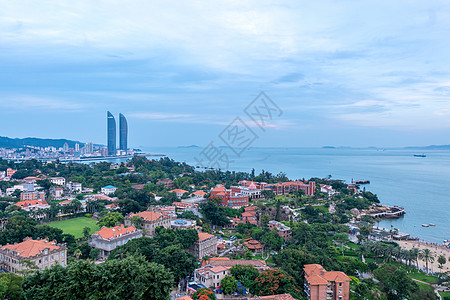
[101,185,117,195]
[50,177,66,186]
[189,232,217,259]
[171,219,196,229]
[268,220,291,240]
[244,239,263,253]
[124,210,171,238]
[0,238,67,274]
[210,185,249,208]
[203,257,268,271]
[20,191,45,202]
[6,168,17,178]
[170,189,188,199]
[14,199,50,211]
[67,182,82,193]
[89,225,142,259]
[304,264,350,300]
[156,179,174,189]
[193,265,230,289]
[192,190,207,198]
[50,187,64,198]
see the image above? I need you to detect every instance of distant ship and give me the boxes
[414,154,426,157]
[422,224,429,227]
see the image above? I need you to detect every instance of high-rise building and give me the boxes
[63,142,69,152]
[75,143,80,152]
[119,113,128,151]
[107,111,116,156]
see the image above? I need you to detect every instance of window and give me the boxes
[339,282,342,287]
[339,289,342,294]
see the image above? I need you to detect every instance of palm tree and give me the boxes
[410,248,419,268]
[73,249,82,260]
[437,255,447,271]
[419,249,435,273]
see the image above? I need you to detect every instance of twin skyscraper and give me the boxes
[107,111,128,156]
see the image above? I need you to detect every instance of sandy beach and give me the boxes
[398,240,450,273]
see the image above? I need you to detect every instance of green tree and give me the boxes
[82,227,91,240]
[438,255,447,271]
[374,264,418,300]
[229,265,259,292]
[97,211,124,228]
[22,256,173,300]
[221,275,237,294]
[419,249,435,273]
[260,214,270,227]
[0,273,23,300]
[333,233,349,256]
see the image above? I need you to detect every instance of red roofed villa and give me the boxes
[89,225,143,259]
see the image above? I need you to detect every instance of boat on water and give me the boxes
[429,223,436,226]
[422,224,429,227]
[414,154,426,157]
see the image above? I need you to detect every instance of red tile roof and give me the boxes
[14,200,47,208]
[1,238,61,258]
[198,231,215,242]
[95,225,138,239]
[192,191,207,196]
[131,210,164,222]
[170,189,188,194]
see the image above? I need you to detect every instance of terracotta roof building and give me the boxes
[304,264,350,300]
[244,239,263,253]
[204,257,268,271]
[125,210,171,237]
[89,225,142,259]
[0,238,67,274]
[188,231,217,259]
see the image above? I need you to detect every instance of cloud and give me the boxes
[0,95,86,111]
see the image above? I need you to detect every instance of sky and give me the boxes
[1,0,450,148]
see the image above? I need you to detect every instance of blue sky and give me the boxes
[1,1,450,148]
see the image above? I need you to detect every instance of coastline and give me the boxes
[397,240,450,273]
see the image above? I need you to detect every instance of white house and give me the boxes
[50,177,66,186]
[101,185,117,195]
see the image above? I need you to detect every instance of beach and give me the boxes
[398,240,450,273]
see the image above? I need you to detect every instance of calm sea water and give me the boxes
[140,146,450,244]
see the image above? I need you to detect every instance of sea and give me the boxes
[107,146,450,244]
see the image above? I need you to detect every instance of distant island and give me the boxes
[177,145,200,148]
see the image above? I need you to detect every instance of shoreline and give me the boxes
[397,240,450,273]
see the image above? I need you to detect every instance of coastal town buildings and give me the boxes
[101,185,117,195]
[14,199,50,211]
[303,264,350,300]
[268,220,291,240]
[170,189,188,199]
[89,225,142,259]
[188,231,217,259]
[50,177,66,186]
[20,191,45,201]
[265,181,316,196]
[210,185,249,208]
[67,182,82,193]
[124,210,171,237]
[156,179,174,189]
[203,257,268,271]
[193,265,230,289]
[6,168,17,178]
[0,238,67,274]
